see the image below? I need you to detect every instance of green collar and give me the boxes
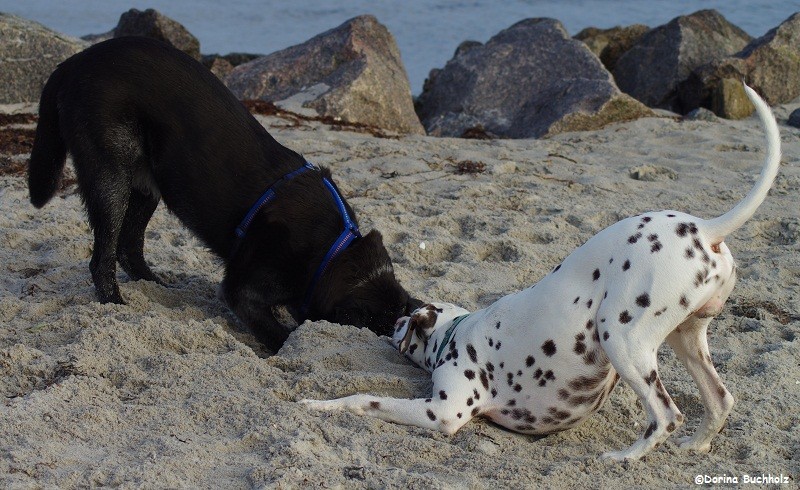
[435,314,469,364]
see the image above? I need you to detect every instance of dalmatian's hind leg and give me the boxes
[665,315,734,453]
[598,314,685,461]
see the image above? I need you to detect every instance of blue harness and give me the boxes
[233,162,361,317]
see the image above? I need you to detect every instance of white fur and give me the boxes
[301,84,780,461]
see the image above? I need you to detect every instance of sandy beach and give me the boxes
[1,102,798,487]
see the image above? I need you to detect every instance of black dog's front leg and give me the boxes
[222,278,298,350]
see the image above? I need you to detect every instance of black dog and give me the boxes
[28,36,418,348]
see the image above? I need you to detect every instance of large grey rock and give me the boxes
[0,13,88,104]
[613,10,751,111]
[225,15,423,135]
[114,8,200,60]
[788,108,800,129]
[678,12,800,118]
[574,24,649,72]
[415,18,651,139]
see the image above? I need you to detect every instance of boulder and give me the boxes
[0,13,87,104]
[201,53,263,80]
[114,8,200,60]
[225,15,423,135]
[415,18,651,139]
[788,108,800,129]
[613,10,751,111]
[574,24,649,72]
[678,12,800,118]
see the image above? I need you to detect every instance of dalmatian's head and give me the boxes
[392,302,470,363]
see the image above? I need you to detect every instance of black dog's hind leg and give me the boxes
[70,139,138,304]
[117,188,163,284]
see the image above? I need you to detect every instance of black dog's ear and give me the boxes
[406,297,424,314]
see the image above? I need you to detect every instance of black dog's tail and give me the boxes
[29,66,67,208]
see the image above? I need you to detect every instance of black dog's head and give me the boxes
[313,230,422,335]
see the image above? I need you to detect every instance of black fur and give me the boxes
[28,37,419,349]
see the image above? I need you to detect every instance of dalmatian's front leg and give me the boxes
[301,394,473,435]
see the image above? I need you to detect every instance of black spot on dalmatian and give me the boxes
[628,232,642,244]
[480,370,489,390]
[427,409,436,421]
[654,307,667,316]
[680,295,689,308]
[467,344,478,363]
[676,223,689,237]
[603,331,609,341]
[667,214,676,218]
[619,311,632,324]
[425,398,431,403]
[439,390,448,400]
[542,340,557,356]
[644,370,657,385]
[622,260,631,271]
[651,242,662,253]
[648,234,658,242]
[488,338,493,347]
[370,401,380,409]
[574,297,580,304]
[499,362,504,369]
[558,389,570,400]
[586,320,594,330]
[514,384,522,392]
[507,399,517,407]
[685,247,695,259]
[495,341,502,350]
[506,372,514,386]
[495,322,501,329]
[491,388,497,397]
[538,379,547,387]
[486,362,495,372]
[408,344,418,354]
[534,368,543,379]
[644,421,657,439]
[636,293,651,308]
[471,407,479,417]
[574,334,587,355]
[457,413,462,418]
[464,370,476,380]
[586,299,593,309]
[544,370,555,380]
[609,258,614,264]
[592,269,600,281]
[525,356,535,367]
[467,397,474,406]
[516,370,523,376]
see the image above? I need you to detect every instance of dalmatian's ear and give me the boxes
[398,317,417,354]
[398,306,438,353]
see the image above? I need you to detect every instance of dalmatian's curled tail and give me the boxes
[703,83,781,245]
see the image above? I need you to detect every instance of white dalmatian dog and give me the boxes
[301,84,781,461]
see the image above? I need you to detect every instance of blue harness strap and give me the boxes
[235,161,316,239]
[233,161,361,318]
[300,177,362,316]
